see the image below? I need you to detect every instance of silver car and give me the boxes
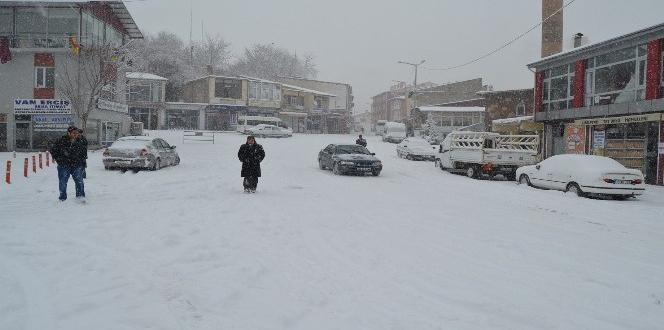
[247,124,292,138]
[103,136,180,171]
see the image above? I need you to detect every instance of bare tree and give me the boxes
[228,43,318,80]
[58,43,128,132]
[192,33,231,74]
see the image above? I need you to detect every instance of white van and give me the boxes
[375,120,387,136]
[382,122,406,143]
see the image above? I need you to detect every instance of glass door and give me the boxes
[15,122,32,150]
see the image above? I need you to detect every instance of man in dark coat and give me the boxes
[237,135,265,193]
[49,126,88,201]
[356,134,367,147]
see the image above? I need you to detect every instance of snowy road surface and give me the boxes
[1,131,663,330]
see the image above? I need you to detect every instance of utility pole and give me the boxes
[397,60,425,123]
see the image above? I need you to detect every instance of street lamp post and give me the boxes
[397,60,425,110]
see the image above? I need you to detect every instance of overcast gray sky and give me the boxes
[125,0,664,112]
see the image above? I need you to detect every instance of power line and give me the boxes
[424,0,577,71]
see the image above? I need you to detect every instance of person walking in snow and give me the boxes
[49,126,88,201]
[356,134,367,147]
[238,135,265,193]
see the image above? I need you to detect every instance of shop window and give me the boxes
[0,8,12,34]
[314,96,329,110]
[35,67,55,88]
[542,64,574,111]
[585,44,646,106]
[129,84,151,102]
[440,117,451,126]
[215,79,241,99]
[453,116,463,126]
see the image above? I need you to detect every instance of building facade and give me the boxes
[528,22,664,185]
[477,89,540,134]
[279,77,353,134]
[279,83,333,133]
[412,106,485,141]
[0,1,142,151]
[126,72,166,130]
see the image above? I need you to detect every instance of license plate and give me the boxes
[358,167,371,171]
[614,179,631,185]
[116,160,131,165]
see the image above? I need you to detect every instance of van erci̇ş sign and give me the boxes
[14,99,72,115]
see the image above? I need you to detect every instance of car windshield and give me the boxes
[335,145,371,155]
[406,139,430,146]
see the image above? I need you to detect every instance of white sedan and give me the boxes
[247,124,292,138]
[396,137,438,161]
[516,154,645,199]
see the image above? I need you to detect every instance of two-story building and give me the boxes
[279,83,334,133]
[527,22,664,185]
[278,77,353,134]
[126,72,166,130]
[0,1,142,151]
[412,106,485,141]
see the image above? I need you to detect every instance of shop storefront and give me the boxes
[279,112,307,133]
[129,107,159,130]
[575,113,662,184]
[166,109,200,130]
[13,99,73,151]
[205,105,244,131]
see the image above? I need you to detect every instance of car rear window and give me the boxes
[110,139,151,149]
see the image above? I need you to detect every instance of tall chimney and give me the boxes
[541,0,564,57]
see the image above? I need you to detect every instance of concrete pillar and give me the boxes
[199,108,206,130]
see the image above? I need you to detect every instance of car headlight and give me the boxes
[340,161,354,165]
[373,161,382,166]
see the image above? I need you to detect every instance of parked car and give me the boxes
[247,124,292,138]
[397,137,438,161]
[318,144,382,176]
[103,136,180,171]
[382,122,406,143]
[516,154,645,199]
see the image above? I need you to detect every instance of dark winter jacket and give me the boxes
[356,138,367,147]
[49,135,88,167]
[238,143,265,177]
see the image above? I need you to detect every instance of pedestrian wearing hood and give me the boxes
[237,135,265,193]
[49,126,88,201]
[356,134,367,147]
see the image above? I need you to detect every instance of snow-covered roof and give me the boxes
[528,21,664,69]
[417,106,485,113]
[477,89,532,95]
[492,116,534,125]
[280,83,336,97]
[126,72,168,81]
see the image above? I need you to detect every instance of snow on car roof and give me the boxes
[548,154,624,169]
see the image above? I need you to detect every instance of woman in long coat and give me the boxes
[237,135,265,193]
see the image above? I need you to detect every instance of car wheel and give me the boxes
[466,166,478,179]
[174,155,180,166]
[372,171,380,176]
[518,174,532,186]
[104,165,109,170]
[406,154,413,161]
[566,183,584,197]
[333,162,342,175]
[318,159,326,170]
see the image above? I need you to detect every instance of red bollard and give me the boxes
[32,155,36,173]
[24,158,28,178]
[39,153,43,169]
[46,152,50,167]
[5,160,10,184]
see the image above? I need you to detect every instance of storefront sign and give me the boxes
[96,99,128,114]
[33,114,73,132]
[593,130,605,149]
[576,113,661,126]
[14,99,72,115]
[564,124,586,154]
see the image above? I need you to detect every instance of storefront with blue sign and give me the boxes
[13,98,73,150]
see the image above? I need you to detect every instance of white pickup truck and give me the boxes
[434,132,540,180]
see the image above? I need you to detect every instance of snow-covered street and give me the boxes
[1,131,663,330]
